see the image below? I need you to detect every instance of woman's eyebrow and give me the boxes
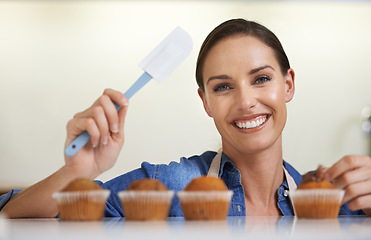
[249,65,275,75]
[206,74,230,84]
[206,65,274,85]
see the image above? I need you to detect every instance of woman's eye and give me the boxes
[255,76,271,84]
[214,84,230,92]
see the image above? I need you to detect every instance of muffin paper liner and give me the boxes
[52,190,110,221]
[177,191,233,220]
[118,191,175,221]
[289,189,345,218]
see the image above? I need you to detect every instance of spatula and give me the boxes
[65,26,193,157]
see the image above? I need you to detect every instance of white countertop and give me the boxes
[1,216,371,240]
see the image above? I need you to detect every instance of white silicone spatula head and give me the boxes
[139,26,193,82]
[65,26,193,157]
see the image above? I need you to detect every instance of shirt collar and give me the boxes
[219,152,236,177]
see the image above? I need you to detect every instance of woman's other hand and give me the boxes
[325,155,371,216]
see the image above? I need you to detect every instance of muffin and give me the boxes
[118,179,174,221]
[52,178,110,221]
[177,176,233,220]
[289,166,344,218]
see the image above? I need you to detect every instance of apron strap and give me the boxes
[283,166,297,191]
[207,150,223,177]
[207,149,297,190]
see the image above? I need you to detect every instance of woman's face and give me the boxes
[199,35,295,155]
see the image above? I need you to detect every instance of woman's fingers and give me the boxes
[74,89,128,118]
[117,98,129,137]
[102,88,129,109]
[325,155,368,183]
[332,166,371,190]
[101,89,129,133]
[66,117,100,148]
[325,155,371,215]
[344,186,371,210]
[342,179,371,205]
[70,89,129,144]
[91,104,110,145]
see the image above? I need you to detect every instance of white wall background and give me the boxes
[0,0,370,188]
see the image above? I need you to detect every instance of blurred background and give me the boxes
[0,0,370,191]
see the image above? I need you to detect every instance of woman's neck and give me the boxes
[222,136,284,215]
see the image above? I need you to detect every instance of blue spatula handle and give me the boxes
[65,72,152,157]
[124,72,152,101]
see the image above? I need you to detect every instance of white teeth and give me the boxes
[251,121,257,128]
[235,116,267,129]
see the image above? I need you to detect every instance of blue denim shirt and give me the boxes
[0,151,365,216]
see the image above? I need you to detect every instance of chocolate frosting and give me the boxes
[301,165,326,183]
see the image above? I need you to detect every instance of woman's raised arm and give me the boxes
[1,89,129,218]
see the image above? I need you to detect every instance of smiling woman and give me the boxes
[1,18,371,218]
[196,20,296,215]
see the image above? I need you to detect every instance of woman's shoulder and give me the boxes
[141,150,217,171]
[101,150,218,192]
[142,150,218,190]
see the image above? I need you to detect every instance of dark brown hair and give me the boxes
[196,18,290,92]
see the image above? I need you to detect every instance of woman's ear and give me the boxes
[285,68,295,103]
[198,88,213,117]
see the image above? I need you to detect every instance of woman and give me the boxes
[1,19,370,217]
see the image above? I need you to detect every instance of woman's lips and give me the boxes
[234,115,269,129]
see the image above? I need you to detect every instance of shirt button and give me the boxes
[283,190,289,197]
[237,205,241,212]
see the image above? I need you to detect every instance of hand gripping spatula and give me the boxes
[65,27,193,157]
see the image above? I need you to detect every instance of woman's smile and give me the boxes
[233,114,270,131]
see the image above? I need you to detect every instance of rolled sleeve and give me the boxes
[0,189,22,211]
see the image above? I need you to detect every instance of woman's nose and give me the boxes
[235,87,257,111]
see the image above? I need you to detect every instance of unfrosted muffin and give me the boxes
[289,166,344,218]
[118,179,174,221]
[177,176,233,220]
[62,178,102,191]
[184,176,229,191]
[126,178,168,191]
[52,178,110,221]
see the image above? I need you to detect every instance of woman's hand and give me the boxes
[325,155,371,216]
[1,88,129,218]
[63,88,129,180]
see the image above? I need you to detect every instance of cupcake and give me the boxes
[52,178,110,221]
[289,166,344,218]
[118,178,174,221]
[177,176,233,220]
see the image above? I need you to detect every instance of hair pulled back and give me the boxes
[196,18,290,92]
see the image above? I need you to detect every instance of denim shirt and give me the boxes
[0,151,365,216]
